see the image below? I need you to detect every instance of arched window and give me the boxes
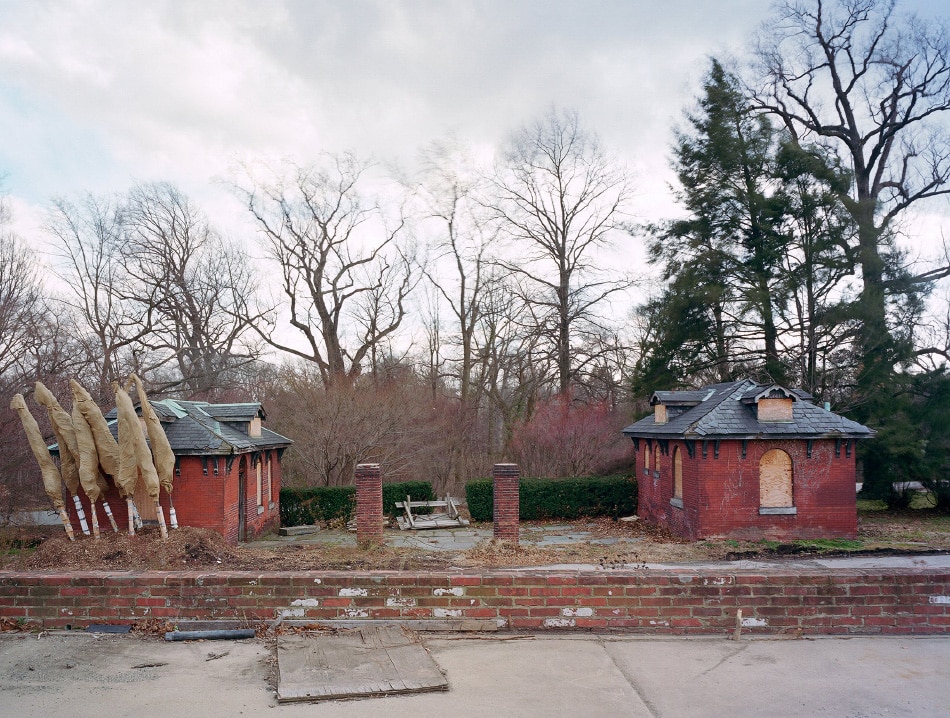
[256,457,263,508]
[267,452,274,505]
[673,446,683,500]
[760,449,794,512]
[653,445,661,476]
[643,444,651,475]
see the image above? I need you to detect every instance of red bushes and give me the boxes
[508,395,634,478]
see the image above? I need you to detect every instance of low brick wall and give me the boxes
[1,569,948,634]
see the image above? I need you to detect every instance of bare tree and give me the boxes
[233,153,413,388]
[0,183,68,515]
[0,232,44,379]
[122,182,261,397]
[488,108,635,395]
[753,0,950,392]
[474,271,554,453]
[46,194,153,398]
[414,136,497,405]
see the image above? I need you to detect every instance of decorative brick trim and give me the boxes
[2,568,947,635]
[355,463,383,546]
[493,463,520,543]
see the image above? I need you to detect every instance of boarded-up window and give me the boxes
[653,445,661,475]
[267,453,273,503]
[133,470,157,521]
[256,458,263,507]
[758,398,793,422]
[760,449,793,507]
[643,444,651,474]
[673,446,683,499]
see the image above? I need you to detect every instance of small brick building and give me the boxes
[96,400,293,544]
[622,380,874,540]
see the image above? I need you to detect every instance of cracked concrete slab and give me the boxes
[2,633,947,717]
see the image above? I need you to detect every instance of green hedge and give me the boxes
[280,480,436,526]
[465,475,637,522]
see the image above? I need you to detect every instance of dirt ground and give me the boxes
[2,509,948,572]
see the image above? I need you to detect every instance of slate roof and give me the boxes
[201,403,266,421]
[624,380,875,441]
[651,390,710,406]
[102,399,292,456]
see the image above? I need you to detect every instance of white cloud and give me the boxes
[0,0,945,262]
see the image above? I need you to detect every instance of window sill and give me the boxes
[653,472,660,480]
[759,506,796,515]
[257,505,265,515]
[269,502,276,510]
[643,468,650,476]
[670,498,683,509]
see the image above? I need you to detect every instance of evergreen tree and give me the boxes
[641,60,788,387]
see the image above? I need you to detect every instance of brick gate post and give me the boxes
[355,463,383,547]
[492,463,520,543]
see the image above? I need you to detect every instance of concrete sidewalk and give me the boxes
[1,632,946,717]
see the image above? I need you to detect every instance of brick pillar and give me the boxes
[355,463,383,546]
[493,463,520,543]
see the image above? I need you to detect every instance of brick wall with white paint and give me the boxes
[2,568,947,635]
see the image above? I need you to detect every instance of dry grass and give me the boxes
[2,508,947,572]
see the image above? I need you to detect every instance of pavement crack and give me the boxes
[699,642,750,677]
[599,640,662,718]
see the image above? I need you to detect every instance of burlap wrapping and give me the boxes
[70,379,120,477]
[115,385,161,501]
[33,381,82,497]
[70,402,103,503]
[132,374,175,495]
[10,394,65,510]
[113,384,140,500]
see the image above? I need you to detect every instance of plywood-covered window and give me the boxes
[267,453,274,504]
[759,449,795,513]
[673,446,683,499]
[653,445,661,477]
[643,444,651,475]
[256,457,263,507]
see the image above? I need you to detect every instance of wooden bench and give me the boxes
[394,496,470,530]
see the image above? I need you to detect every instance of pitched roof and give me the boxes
[103,399,292,455]
[623,379,874,441]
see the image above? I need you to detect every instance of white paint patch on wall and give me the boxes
[290,598,319,607]
[561,607,594,617]
[741,617,768,627]
[386,597,416,608]
[433,587,464,597]
[338,587,368,597]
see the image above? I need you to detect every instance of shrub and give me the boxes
[382,481,436,517]
[280,486,355,526]
[280,480,435,526]
[465,475,637,522]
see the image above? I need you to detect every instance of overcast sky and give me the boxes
[1,0,947,265]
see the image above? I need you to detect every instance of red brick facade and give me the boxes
[2,568,947,635]
[66,450,283,545]
[637,439,857,540]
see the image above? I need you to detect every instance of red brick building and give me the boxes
[96,400,292,544]
[622,381,874,540]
